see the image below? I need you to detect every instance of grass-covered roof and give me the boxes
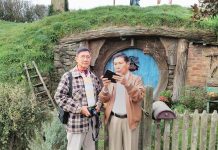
[0,5,217,82]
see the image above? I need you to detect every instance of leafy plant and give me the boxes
[159,90,172,99]
[171,101,187,113]
[179,86,207,112]
[28,114,67,150]
[191,0,218,20]
[159,90,173,107]
[0,83,51,150]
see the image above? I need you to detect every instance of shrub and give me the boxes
[28,114,67,150]
[0,83,51,150]
[0,0,47,22]
[171,101,187,113]
[179,86,207,112]
[191,0,218,20]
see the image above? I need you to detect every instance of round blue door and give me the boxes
[104,48,160,90]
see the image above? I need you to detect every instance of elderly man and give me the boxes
[99,52,145,150]
[54,47,102,150]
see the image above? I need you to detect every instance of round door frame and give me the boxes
[93,40,168,99]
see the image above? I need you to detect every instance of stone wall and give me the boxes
[52,27,218,99]
[52,36,172,99]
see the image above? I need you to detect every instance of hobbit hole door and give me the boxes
[104,48,160,91]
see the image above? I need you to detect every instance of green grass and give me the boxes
[0,5,217,83]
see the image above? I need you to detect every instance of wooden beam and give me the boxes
[172,39,189,101]
[143,86,153,150]
[60,26,217,44]
[160,37,178,65]
[90,39,105,66]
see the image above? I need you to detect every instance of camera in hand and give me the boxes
[88,106,99,118]
[103,70,119,83]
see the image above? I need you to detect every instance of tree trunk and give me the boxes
[172,39,189,101]
[51,0,67,12]
[9,134,15,150]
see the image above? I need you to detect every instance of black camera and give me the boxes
[88,106,99,118]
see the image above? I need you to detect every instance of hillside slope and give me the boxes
[0,5,217,82]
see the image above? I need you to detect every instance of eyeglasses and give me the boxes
[79,55,91,60]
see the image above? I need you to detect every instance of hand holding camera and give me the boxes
[87,106,100,118]
[112,73,127,85]
[101,76,111,89]
[81,106,91,117]
[81,105,100,118]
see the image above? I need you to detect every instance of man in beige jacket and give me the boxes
[99,52,145,150]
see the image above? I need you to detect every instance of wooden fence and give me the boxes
[97,87,218,150]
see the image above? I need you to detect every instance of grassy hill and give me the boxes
[0,5,217,83]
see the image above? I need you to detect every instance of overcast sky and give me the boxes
[31,0,199,9]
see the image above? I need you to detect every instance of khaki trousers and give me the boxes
[108,115,139,150]
[67,119,96,150]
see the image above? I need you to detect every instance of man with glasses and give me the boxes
[54,47,102,150]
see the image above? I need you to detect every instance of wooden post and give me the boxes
[208,110,218,150]
[191,110,200,150]
[163,120,171,150]
[154,121,161,150]
[182,110,190,150]
[159,38,178,66]
[113,0,115,6]
[172,39,189,101]
[139,101,145,150]
[90,39,105,66]
[171,111,179,150]
[143,87,153,150]
[199,111,208,150]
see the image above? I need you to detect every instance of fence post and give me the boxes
[171,110,179,150]
[154,121,161,150]
[191,110,200,150]
[143,86,153,150]
[139,100,145,150]
[182,110,190,150]
[199,110,208,150]
[208,110,218,150]
[163,120,171,150]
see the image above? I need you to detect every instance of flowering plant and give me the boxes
[159,90,172,107]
